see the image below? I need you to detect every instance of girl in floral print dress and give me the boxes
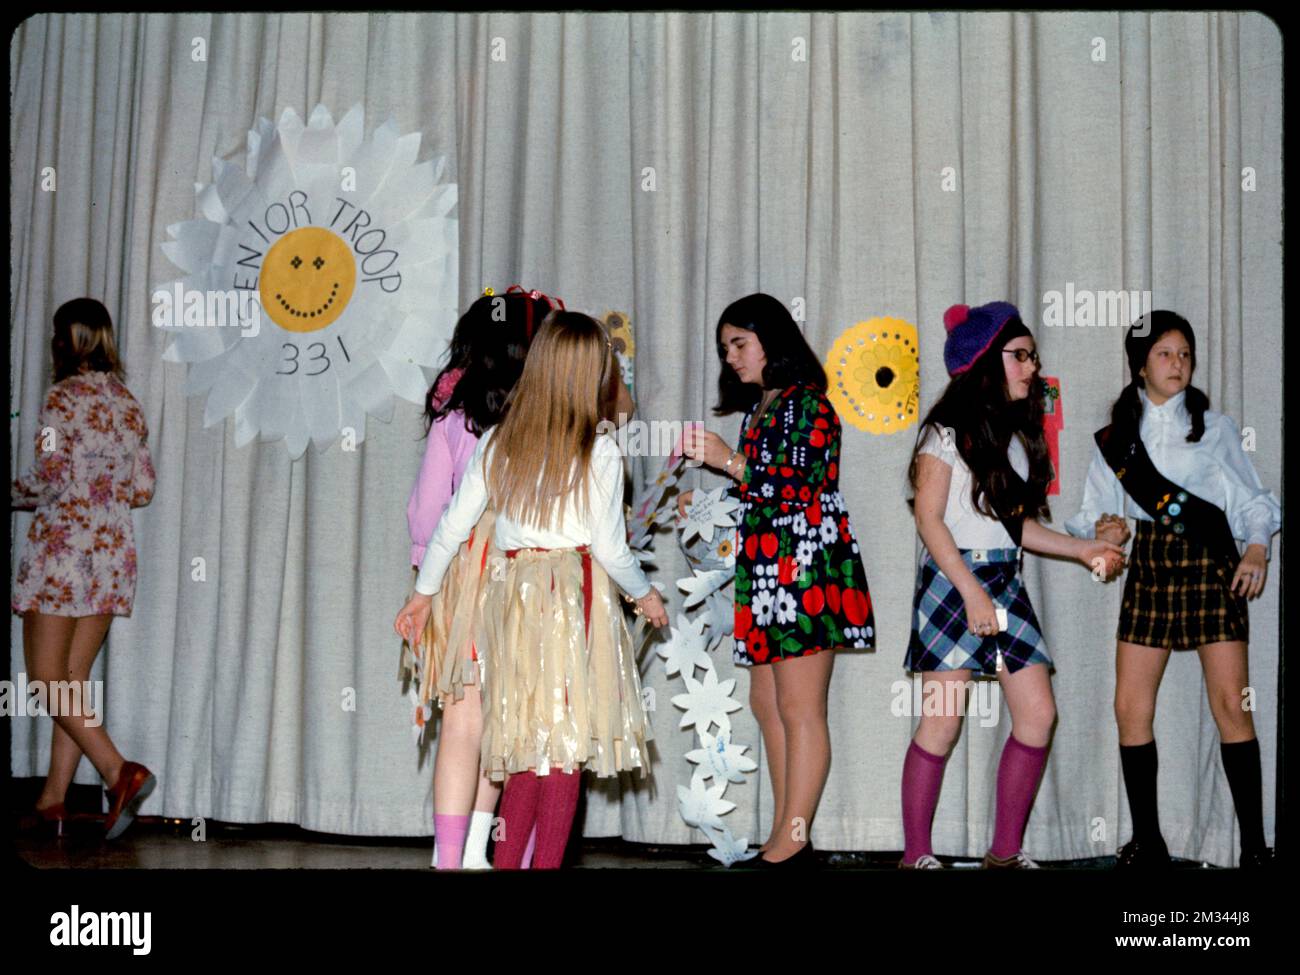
[681,293,873,867]
[11,299,159,840]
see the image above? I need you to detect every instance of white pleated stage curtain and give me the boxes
[9,11,1281,864]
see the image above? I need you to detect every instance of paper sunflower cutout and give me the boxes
[602,310,635,394]
[825,317,920,435]
[602,310,635,359]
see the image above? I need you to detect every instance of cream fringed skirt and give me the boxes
[479,546,652,781]
[407,510,499,709]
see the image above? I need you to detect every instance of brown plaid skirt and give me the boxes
[1118,520,1248,650]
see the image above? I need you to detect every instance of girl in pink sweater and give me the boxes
[407,288,553,869]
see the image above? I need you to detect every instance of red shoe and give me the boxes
[103,762,156,840]
[18,802,68,838]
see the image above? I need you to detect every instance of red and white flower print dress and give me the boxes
[731,384,874,666]
[11,371,156,617]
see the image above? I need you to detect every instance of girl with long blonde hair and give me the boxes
[395,310,667,868]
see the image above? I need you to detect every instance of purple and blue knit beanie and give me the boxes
[942,301,1022,377]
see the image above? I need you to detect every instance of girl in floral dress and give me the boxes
[681,292,873,867]
[12,298,158,840]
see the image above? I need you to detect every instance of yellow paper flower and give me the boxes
[825,317,920,435]
[603,310,635,359]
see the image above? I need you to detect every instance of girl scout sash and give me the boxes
[1094,424,1241,575]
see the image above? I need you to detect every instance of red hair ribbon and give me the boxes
[505,284,565,340]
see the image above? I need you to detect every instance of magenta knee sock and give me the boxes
[989,734,1049,859]
[532,770,582,870]
[433,814,469,870]
[521,823,537,869]
[493,773,542,870]
[902,740,948,864]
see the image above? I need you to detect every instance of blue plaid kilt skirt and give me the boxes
[905,547,1053,678]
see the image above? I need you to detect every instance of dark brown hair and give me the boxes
[52,298,125,382]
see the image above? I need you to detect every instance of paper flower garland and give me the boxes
[826,317,920,435]
[686,729,757,785]
[658,613,714,678]
[679,486,741,545]
[623,443,758,866]
[158,103,459,458]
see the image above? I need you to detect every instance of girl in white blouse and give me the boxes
[901,302,1122,870]
[1066,311,1281,869]
[395,310,667,869]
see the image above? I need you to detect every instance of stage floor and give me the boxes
[13,818,1211,870]
[9,781,1208,870]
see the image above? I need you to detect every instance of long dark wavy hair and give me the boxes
[712,293,827,416]
[1108,310,1209,445]
[907,317,1053,522]
[423,291,551,437]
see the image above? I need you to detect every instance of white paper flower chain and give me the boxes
[627,458,758,866]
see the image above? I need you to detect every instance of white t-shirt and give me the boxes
[414,429,651,599]
[917,422,1028,550]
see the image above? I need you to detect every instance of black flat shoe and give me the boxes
[758,843,817,869]
[1115,837,1171,869]
[1239,848,1274,869]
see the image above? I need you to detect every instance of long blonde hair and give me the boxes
[487,310,616,529]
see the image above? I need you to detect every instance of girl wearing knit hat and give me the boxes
[1064,311,1279,870]
[899,301,1123,869]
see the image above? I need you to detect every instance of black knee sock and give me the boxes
[1119,741,1162,843]
[1220,738,1266,853]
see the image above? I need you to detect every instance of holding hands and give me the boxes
[1095,513,1131,546]
[1089,514,1129,581]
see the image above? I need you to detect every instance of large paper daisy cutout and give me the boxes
[157,104,458,458]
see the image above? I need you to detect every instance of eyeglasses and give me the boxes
[1002,348,1040,365]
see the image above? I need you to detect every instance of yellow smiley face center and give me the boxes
[259,227,356,333]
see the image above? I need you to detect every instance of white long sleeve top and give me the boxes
[1063,388,1281,556]
[414,428,652,598]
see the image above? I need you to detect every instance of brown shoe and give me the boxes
[982,850,1039,869]
[104,762,156,840]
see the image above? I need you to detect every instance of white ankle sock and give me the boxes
[462,810,495,869]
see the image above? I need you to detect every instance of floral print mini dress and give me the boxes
[731,384,874,665]
[11,371,156,617]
